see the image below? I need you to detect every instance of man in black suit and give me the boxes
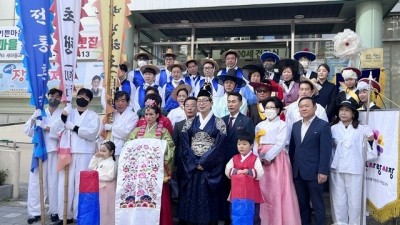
[220,92,255,224]
[289,97,332,225]
[171,97,197,215]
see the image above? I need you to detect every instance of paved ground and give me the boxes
[0,124,399,225]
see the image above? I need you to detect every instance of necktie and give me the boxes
[228,117,235,128]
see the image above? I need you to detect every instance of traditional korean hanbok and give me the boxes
[115,123,175,225]
[178,113,227,225]
[254,117,301,225]
[88,156,116,225]
[280,81,300,106]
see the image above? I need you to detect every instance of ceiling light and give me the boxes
[294,14,304,19]
[180,20,189,24]
[233,18,242,22]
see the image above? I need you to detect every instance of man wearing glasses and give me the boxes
[157,48,177,88]
[195,58,224,98]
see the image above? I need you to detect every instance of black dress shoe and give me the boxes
[27,216,40,224]
[51,214,59,222]
[55,219,74,225]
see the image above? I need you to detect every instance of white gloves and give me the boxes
[35,120,47,129]
[31,109,41,120]
[63,105,73,116]
[104,123,112,131]
[65,121,75,130]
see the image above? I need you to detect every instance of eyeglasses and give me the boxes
[257,89,270,93]
[165,57,174,61]
[197,99,211,103]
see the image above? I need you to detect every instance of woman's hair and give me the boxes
[144,98,161,121]
[102,140,116,161]
[317,63,330,73]
[248,69,260,81]
[145,86,160,96]
[282,65,294,74]
[177,87,189,97]
[263,96,284,115]
[332,105,360,129]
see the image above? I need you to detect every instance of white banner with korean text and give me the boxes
[360,110,400,222]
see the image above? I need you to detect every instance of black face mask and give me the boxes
[76,98,89,107]
[48,99,61,107]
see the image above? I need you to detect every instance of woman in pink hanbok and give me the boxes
[254,97,301,225]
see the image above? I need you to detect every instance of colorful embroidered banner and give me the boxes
[115,138,166,225]
[16,0,53,172]
[361,110,400,222]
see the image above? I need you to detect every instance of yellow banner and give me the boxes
[360,48,383,69]
[95,0,130,119]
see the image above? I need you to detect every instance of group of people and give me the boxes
[23,48,382,225]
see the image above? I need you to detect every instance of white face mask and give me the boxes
[299,60,309,70]
[265,109,278,120]
[138,60,148,68]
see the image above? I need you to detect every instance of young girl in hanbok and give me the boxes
[330,98,377,225]
[254,96,301,225]
[88,140,117,225]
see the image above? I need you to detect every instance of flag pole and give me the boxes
[63,163,69,225]
[105,0,115,139]
[360,71,373,225]
[38,159,45,225]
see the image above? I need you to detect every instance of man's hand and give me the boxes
[31,109,41,120]
[65,121,75,130]
[104,123,112,131]
[197,165,204,171]
[317,174,328,184]
[62,105,73,116]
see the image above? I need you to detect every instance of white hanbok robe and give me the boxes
[89,156,117,225]
[24,108,64,216]
[56,108,100,219]
[167,106,185,128]
[110,109,138,156]
[330,122,377,225]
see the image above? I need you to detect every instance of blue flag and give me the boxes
[16,0,53,172]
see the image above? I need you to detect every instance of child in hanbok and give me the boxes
[330,98,377,225]
[225,132,264,225]
[254,96,301,225]
[89,140,117,225]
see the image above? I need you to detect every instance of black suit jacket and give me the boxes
[248,104,265,127]
[173,119,185,166]
[222,113,255,163]
[289,117,332,181]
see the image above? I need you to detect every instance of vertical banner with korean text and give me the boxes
[51,0,87,171]
[94,0,131,121]
[16,0,53,171]
[360,111,400,222]
[51,0,86,104]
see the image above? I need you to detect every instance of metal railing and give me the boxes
[0,139,18,150]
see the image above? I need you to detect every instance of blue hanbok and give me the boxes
[178,115,227,225]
